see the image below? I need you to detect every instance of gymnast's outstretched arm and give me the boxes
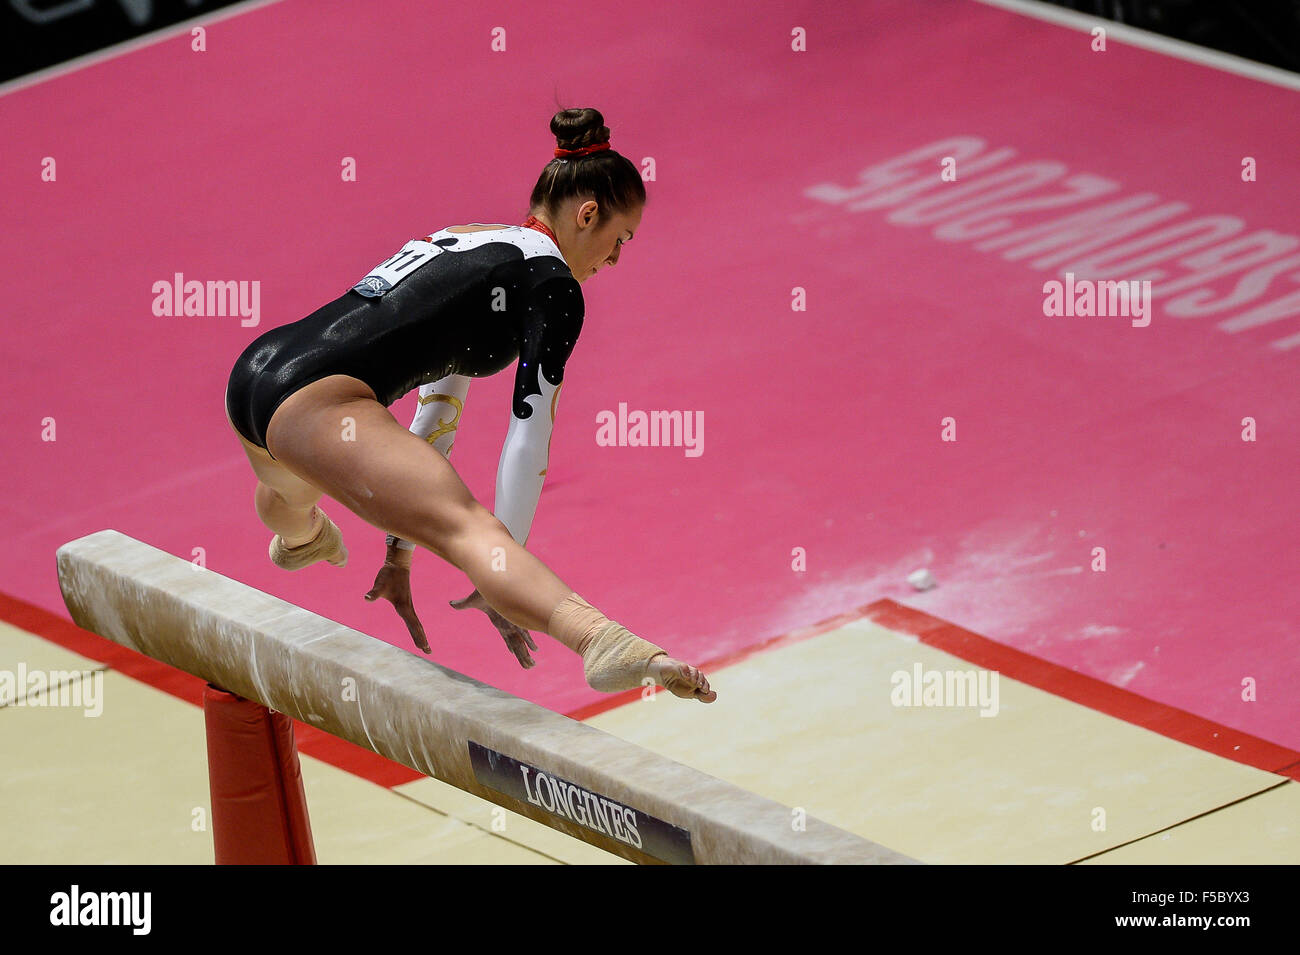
[448,280,578,663]
[433,355,563,667]
[440,270,582,665]
[443,276,580,662]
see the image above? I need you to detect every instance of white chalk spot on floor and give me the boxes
[907,568,937,591]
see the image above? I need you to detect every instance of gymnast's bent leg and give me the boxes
[263,376,715,701]
[226,407,347,569]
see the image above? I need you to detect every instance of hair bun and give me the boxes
[529,105,644,217]
[551,107,611,152]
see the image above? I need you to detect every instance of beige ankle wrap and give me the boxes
[548,593,665,692]
[268,509,348,570]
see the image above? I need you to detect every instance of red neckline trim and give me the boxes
[520,215,558,245]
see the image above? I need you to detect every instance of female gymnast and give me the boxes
[224,108,715,703]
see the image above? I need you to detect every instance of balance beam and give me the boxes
[55,530,917,865]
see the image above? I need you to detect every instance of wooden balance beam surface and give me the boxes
[55,530,917,865]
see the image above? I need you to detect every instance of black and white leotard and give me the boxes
[224,224,584,543]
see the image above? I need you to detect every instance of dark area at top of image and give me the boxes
[0,0,245,84]
[1044,0,1300,73]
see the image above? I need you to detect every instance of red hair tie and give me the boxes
[554,142,611,158]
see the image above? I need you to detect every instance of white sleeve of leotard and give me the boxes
[386,375,471,551]
[409,376,471,456]
[494,367,561,547]
[493,269,584,547]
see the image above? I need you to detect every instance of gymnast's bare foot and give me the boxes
[647,654,717,703]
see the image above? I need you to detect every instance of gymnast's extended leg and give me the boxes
[260,375,715,701]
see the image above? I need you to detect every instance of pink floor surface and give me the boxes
[3,0,1297,741]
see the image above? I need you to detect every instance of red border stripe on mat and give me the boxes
[864,599,1300,781]
[0,590,422,788]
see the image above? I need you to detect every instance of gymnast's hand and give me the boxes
[449,589,539,669]
[364,552,431,654]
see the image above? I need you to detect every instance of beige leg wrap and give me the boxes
[269,508,348,570]
[548,593,665,692]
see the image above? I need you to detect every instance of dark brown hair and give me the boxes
[528,108,646,218]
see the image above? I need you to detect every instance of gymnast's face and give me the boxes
[556,199,642,284]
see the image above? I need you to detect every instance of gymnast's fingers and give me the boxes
[398,599,430,653]
[500,623,537,669]
[508,635,536,669]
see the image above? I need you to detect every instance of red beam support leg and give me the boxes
[202,684,317,864]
